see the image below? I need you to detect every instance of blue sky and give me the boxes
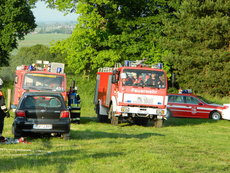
[32,1,77,22]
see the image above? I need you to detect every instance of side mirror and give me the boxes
[198,103,203,106]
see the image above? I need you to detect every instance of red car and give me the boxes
[166,93,228,120]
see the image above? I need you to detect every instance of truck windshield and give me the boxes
[23,73,65,91]
[121,69,166,88]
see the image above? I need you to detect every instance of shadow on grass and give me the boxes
[71,129,164,140]
[164,117,218,127]
[0,148,124,172]
[78,116,218,127]
[78,116,98,124]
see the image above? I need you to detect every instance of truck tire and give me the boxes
[109,105,119,125]
[111,116,119,125]
[62,132,70,140]
[154,119,163,128]
[96,104,108,123]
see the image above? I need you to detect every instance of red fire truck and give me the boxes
[12,60,67,106]
[94,60,168,127]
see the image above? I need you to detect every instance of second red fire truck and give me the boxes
[13,60,67,106]
[94,60,168,127]
[12,60,81,123]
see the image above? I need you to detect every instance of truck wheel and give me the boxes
[97,113,103,122]
[111,116,119,125]
[210,111,221,120]
[97,104,108,123]
[154,119,163,128]
[62,132,70,140]
[109,105,119,125]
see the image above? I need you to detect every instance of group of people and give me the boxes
[123,72,165,88]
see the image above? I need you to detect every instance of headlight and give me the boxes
[121,107,130,112]
[156,110,165,115]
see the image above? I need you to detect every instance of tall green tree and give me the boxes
[0,0,36,66]
[46,0,175,74]
[162,0,230,96]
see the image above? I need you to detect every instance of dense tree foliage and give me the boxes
[0,0,36,66]
[0,44,65,81]
[34,0,230,96]
[47,0,175,75]
[161,0,230,96]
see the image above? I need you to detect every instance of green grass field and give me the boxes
[17,33,70,48]
[1,115,230,173]
[1,33,229,172]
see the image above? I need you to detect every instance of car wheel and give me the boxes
[12,124,22,139]
[210,111,221,120]
[165,109,171,119]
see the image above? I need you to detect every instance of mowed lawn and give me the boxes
[0,114,229,173]
[3,33,229,172]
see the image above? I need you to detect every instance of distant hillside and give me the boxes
[34,21,76,34]
[17,33,71,48]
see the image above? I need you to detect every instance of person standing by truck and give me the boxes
[0,78,10,142]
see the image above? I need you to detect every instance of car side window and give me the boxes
[168,95,184,103]
[185,96,200,104]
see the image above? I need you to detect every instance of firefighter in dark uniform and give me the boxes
[67,86,81,123]
[0,78,10,142]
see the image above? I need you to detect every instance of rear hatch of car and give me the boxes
[20,95,66,120]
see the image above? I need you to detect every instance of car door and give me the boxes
[168,95,190,117]
[184,96,202,118]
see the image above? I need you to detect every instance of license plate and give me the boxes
[33,124,52,129]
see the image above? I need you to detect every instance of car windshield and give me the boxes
[23,73,64,92]
[121,69,166,88]
[21,95,64,109]
[197,96,213,104]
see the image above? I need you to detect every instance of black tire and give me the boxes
[12,125,22,139]
[97,104,109,123]
[109,105,119,125]
[111,116,119,125]
[210,111,221,120]
[154,119,163,128]
[165,109,171,119]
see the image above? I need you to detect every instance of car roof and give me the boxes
[22,92,63,97]
[168,93,198,97]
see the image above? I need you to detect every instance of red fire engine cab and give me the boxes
[94,60,168,127]
[13,60,67,106]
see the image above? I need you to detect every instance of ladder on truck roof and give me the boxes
[98,63,122,72]
[98,67,113,72]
